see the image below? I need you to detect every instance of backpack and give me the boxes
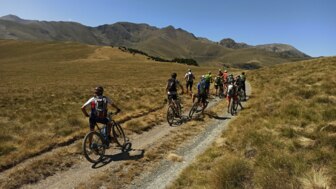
[186,72,194,81]
[240,74,246,82]
[168,79,177,92]
[199,80,206,94]
[227,84,235,97]
[215,76,222,85]
[205,74,211,83]
[227,76,234,84]
[92,96,108,117]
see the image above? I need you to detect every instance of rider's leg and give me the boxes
[189,81,193,93]
[227,96,231,113]
[186,82,189,94]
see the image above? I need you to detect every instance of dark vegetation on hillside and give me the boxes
[118,46,199,66]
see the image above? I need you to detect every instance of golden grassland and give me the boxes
[0,39,226,171]
[170,57,336,189]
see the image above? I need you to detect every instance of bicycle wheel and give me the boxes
[230,98,234,115]
[175,102,182,117]
[167,105,175,126]
[189,102,199,118]
[112,122,126,147]
[230,98,236,116]
[83,131,105,163]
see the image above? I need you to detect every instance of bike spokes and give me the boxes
[83,132,105,163]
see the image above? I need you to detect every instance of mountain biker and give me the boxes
[166,72,184,104]
[184,69,195,94]
[204,71,213,95]
[222,70,229,96]
[226,78,236,113]
[218,69,223,77]
[226,77,243,113]
[227,73,234,84]
[240,72,247,100]
[81,86,121,142]
[214,74,223,96]
[192,75,208,113]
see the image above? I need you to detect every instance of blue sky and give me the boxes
[1,0,335,57]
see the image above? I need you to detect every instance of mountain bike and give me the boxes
[82,112,131,163]
[189,94,209,118]
[167,96,182,126]
[229,95,239,116]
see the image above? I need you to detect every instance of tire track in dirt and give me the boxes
[18,96,223,189]
[0,104,165,173]
[129,82,251,189]
[1,82,250,189]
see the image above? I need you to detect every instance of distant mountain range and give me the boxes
[0,14,310,68]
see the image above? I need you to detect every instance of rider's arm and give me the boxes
[106,97,121,113]
[111,103,121,114]
[81,97,94,117]
[179,83,184,94]
[165,82,169,93]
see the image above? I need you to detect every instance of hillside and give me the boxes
[0,15,311,68]
[172,57,336,188]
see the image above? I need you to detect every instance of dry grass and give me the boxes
[0,39,220,173]
[170,57,336,188]
[75,95,227,188]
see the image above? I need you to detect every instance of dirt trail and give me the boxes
[1,82,251,189]
[129,82,251,189]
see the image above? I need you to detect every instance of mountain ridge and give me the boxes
[0,14,311,68]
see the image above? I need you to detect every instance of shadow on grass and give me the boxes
[206,113,230,120]
[92,148,145,169]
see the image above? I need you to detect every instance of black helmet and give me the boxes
[171,73,177,78]
[95,86,104,95]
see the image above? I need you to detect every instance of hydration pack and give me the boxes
[168,79,177,92]
[92,96,107,117]
[187,72,194,81]
[199,80,206,94]
[227,84,235,97]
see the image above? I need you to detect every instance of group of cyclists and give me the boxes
[81,69,247,149]
[166,68,247,115]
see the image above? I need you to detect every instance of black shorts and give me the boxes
[168,94,178,101]
[89,114,109,130]
[186,80,193,90]
[196,93,207,103]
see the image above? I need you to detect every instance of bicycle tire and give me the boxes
[230,98,236,116]
[83,131,105,163]
[189,102,198,118]
[176,102,182,117]
[112,122,126,147]
[167,105,175,126]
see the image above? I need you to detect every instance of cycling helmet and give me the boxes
[224,70,227,73]
[171,72,177,78]
[95,86,104,95]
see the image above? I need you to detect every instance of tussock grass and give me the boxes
[171,57,336,188]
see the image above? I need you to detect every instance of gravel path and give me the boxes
[130,82,251,189]
[1,82,251,189]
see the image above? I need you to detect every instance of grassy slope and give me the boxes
[170,57,336,189]
[0,39,216,169]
